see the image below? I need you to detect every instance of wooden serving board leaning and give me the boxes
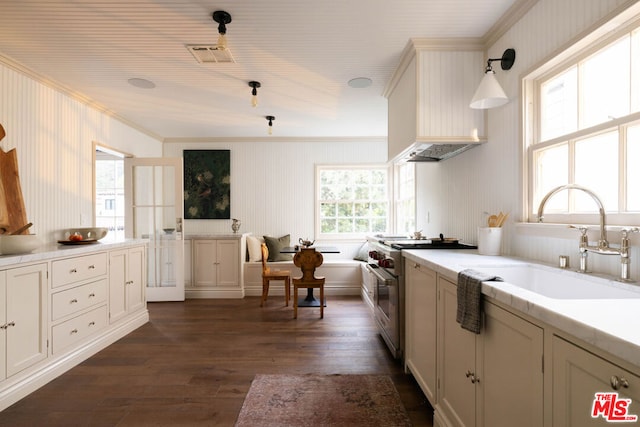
[0,124,30,235]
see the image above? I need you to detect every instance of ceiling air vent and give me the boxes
[186,45,235,64]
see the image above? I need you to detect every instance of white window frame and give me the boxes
[523,9,640,227]
[394,162,416,235]
[315,164,393,240]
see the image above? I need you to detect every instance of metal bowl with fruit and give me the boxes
[59,227,108,244]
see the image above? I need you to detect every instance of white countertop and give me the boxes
[0,238,148,268]
[402,249,640,369]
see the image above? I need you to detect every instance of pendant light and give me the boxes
[266,116,275,135]
[248,81,261,107]
[212,10,232,50]
[470,48,516,109]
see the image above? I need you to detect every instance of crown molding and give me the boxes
[481,0,539,47]
[162,136,388,144]
[0,53,164,142]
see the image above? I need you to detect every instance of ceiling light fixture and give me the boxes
[266,116,275,135]
[212,10,232,50]
[248,81,261,107]
[470,48,516,109]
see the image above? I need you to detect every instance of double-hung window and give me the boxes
[316,165,390,239]
[526,13,640,226]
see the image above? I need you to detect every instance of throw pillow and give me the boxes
[263,235,293,261]
[246,235,264,262]
[353,241,369,262]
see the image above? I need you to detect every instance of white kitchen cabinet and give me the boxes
[360,263,375,311]
[384,40,486,162]
[552,336,640,426]
[405,260,437,405]
[109,245,146,323]
[436,276,543,427]
[190,238,244,298]
[0,264,47,380]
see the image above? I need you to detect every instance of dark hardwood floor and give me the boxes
[0,296,433,426]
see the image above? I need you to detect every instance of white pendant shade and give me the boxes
[469,71,508,109]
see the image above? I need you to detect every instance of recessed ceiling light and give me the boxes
[128,78,156,89]
[348,77,372,88]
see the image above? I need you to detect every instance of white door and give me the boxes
[125,158,184,301]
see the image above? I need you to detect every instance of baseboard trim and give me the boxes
[0,310,149,412]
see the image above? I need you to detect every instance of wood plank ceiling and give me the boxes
[0,0,522,140]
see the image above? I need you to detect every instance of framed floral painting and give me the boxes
[183,149,230,219]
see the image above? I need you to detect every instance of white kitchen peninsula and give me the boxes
[0,239,148,412]
[402,249,640,427]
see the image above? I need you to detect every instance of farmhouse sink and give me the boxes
[471,264,640,300]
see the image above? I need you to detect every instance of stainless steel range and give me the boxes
[366,234,476,360]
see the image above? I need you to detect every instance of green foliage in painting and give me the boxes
[183,150,230,219]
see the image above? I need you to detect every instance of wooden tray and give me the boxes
[57,239,99,245]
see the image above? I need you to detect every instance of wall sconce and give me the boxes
[470,48,516,109]
[266,116,275,135]
[248,81,261,108]
[212,10,232,50]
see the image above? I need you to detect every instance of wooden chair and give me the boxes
[260,243,291,307]
[292,248,325,319]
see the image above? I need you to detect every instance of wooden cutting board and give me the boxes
[0,124,29,235]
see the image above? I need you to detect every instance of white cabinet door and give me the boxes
[553,336,640,426]
[5,264,47,377]
[437,276,476,427]
[478,301,543,427]
[216,240,239,287]
[126,246,146,313]
[436,276,544,427]
[405,260,437,405]
[109,249,128,323]
[192,239,239,289]
[0,271,5,380]
[109,246,146,323]
[192,240,217,288]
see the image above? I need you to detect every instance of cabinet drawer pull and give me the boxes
[88,264,95,269]
[6,321,15,328]
[70,329,78,334]
[70,268,77,273]
[70,298,78,304]
[610,375,630,390]
[88,321,96,327]
[89,293,96,298]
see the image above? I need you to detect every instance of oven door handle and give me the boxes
[366,264,397,286]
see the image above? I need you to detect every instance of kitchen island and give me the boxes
[402,249,640,427]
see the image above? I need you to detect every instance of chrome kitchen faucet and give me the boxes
[537,184,639,282]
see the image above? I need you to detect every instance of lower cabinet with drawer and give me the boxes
[0,242,149,412]
[51,305,108,354]
[50,279,109,354]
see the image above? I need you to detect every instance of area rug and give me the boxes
[235,374,412,426]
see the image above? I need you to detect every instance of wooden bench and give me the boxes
[243,259,363,297]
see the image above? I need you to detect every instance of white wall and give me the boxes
[163,140,387,258]
[415,0,639,278]
[0,60,162,244]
